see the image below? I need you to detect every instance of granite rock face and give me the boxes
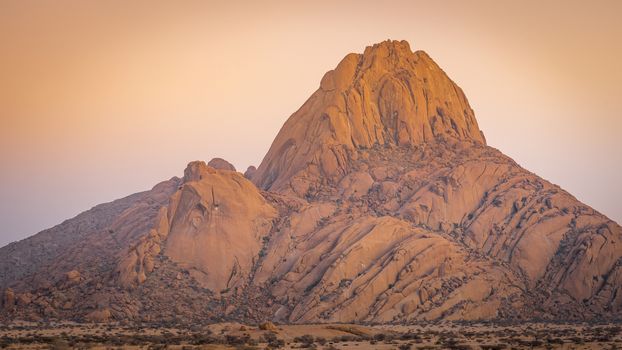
[165,161,276,292]
[0,40,620,324]
[251,40,485,194]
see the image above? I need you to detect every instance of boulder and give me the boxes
[244,165,257,179]
[207,157,236,171]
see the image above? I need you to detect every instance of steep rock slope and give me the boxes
[1,40,620,324]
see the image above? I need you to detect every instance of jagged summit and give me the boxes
[252,39,485,194]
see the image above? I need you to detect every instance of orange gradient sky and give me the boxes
[1,0,621,247]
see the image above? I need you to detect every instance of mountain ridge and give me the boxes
[1,40,620,324]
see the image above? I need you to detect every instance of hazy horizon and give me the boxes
[1,0,621,248]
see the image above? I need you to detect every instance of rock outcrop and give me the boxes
[0,40,619,324]
[244,166,257,179]
[165,161,276,291]
[207,158,237,172]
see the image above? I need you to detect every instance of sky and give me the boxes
[1,0,621,248]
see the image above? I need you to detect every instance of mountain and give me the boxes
[1,40,620,324]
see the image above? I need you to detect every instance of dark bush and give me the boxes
[293,334,315,348]
[373,333,385,341]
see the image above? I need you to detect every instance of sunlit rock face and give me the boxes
[164,161,276,292]
[251,40,485,194]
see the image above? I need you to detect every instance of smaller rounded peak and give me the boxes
[208,157,236,172]
[183,161,212,182]
[244,166,257,179]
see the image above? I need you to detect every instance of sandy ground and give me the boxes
[0,321,620,349]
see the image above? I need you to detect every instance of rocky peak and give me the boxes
[319,40,416,92]
[167,162,277,291]
[317,39,485,146]
[252,39,486,193]
[183,161,210,182]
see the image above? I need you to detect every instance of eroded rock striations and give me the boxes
[1,40,620,324]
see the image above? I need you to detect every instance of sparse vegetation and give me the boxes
[0,321,621,349]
